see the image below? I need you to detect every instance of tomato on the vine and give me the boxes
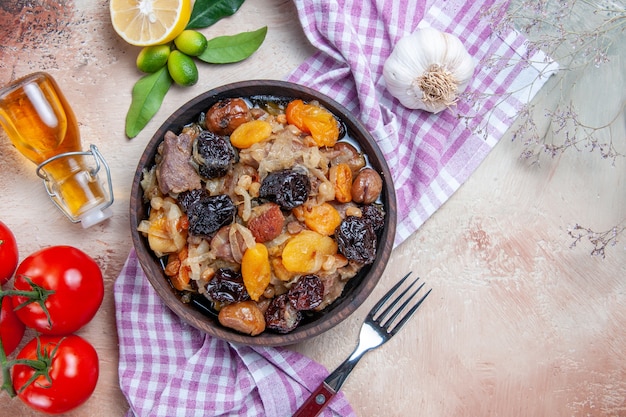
[0,296,25,356]
[12,334,99,414]
[0,220,19,286]
[12,246,104,335]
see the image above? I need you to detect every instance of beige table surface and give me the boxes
[1,1,625,416]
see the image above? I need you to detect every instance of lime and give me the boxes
[174,30,208,57]
[136,45,171,73]
[167,50,199,86]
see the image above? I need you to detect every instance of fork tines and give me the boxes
[369,272,431,336]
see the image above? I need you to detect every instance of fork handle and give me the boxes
[292,381,336,417]
[293,349,365,417]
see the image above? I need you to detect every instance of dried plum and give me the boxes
[187,194,236,238]
[206,268,250,304]
[177,188,209,212]
[288,275,324,311]
[265,293,302,333]
[336,216,377,265]
[259,169,310,210]
[192,130,236,179]
[361,204,385,233]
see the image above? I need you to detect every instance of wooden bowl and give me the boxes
[129,80,396,346]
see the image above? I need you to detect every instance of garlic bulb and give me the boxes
[383,27,475,113]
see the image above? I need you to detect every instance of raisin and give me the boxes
[259,169,310,210]
[186,194,236,238]
[192,130,236,179]
[361,204,385,233]
[336,216,377,265]
[288,274,324,311]
[265,293,302,333]
[205,268,250,304]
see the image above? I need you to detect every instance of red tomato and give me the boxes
[0,220,19,286]
[0,296,25,356]
[12,246,104,335]
[13,335,99,414]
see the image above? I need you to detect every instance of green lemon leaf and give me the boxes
[125,67,172,139]
[198,26,268,64]
[187,0,246,29]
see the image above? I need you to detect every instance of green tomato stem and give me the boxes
[0,281,57,397]
[0,294,16,397]
[1,276,56,327]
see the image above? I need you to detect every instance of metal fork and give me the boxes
[292,272,431,417]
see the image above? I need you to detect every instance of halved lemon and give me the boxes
[110,0,192,47]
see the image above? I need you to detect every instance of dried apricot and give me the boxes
[230,119,272,149]
[285,99,306,129]
[329,163,353,203]
[164,247,192,291]
[301,203,342,236]
[281,230,338,273]
[286,99,339,147]
[171,264,191,291]
[271,257,295,282]
[241,242,271,301]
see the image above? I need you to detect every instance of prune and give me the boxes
[336,216,377,265]
[259,169,310,210]
[265,293,302,333]
[205,268,250,304]
[177,188,209,212]
[187,194,236,237]
[361,204,385,233]
[192,130,236,179]
[288,274,324,311]
[205,98,252,136]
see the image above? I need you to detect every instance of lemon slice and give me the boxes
[110,0,192,47]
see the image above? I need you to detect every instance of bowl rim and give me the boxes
[129,79,397,346]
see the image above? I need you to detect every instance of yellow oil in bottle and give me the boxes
[0,73,109,223]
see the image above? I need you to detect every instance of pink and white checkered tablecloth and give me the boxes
[115,1,556,416]
[287,0,555,245]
